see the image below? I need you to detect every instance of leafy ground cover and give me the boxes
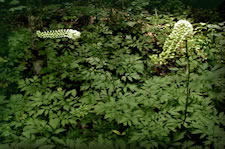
[0,0,225,148]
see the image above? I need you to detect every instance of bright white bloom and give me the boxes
[150,20,193,65]
[174,20,193,33]
[36,29,81,40]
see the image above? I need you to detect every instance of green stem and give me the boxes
[183,40,190,124]
[154,8,158,26]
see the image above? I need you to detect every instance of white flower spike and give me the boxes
[36,29,81,40]
[150,20,193,65]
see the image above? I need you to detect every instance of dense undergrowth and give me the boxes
[0,0,225,148]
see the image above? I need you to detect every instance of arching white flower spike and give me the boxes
[150,20,193,65]
[36,29,81,40]
[165,20,193,51]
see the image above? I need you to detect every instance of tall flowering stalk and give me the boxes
[149,20,194,124]
[36,29,81,40]
[150,20,193,65]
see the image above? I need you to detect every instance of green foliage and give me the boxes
[0,1,225,149]
[0,28,33,95]
[147,0,185,13]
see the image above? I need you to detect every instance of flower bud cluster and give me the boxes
[150,20,193,65]
[36,29,81,40]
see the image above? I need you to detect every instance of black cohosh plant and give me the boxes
[36,20,194,125]
[0,11,225,149]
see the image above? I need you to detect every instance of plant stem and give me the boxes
[154,8,158,26]
[183,40,190,124]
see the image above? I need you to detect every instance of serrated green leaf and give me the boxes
[63,105,70,111]
[169,67,179,71]
[49,118,60,129]
[191,130,202,134]
[22,131,31,138]
[173,132,185,141]
[68,119,77,125]
[35,138,48,146]
[51,136,65,145]
[54,128,66,134]
[65,89,77,97]
[112,130,120,135]
[37,109,45,116]
[127,21,136,27]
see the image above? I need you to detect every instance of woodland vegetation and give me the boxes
[0,0,225,148]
